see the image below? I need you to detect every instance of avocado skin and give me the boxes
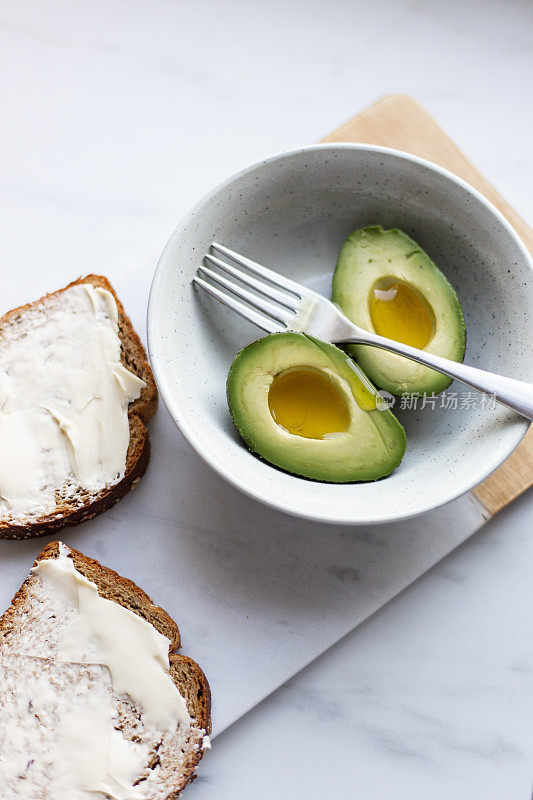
[227,332,406,483]
[332,226,466,396]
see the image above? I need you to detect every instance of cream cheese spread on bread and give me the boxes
[23,545,192,799]
[33,546,191,729]
[0,284,145,519]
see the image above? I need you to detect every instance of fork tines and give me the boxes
[193,243,300,334]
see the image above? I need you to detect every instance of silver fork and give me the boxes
[193,243,533,420]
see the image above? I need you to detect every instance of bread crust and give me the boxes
[0,275,158,540]
[1,541,212,798]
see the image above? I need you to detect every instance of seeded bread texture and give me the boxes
[0,275,157,540]
[0,541,211,799]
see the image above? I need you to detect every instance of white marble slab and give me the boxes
[187,492,533,800]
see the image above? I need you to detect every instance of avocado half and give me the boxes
[227,332,406,483]
[332,226,466,396]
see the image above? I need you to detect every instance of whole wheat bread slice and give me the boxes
[0,541,211,799]
[0,275,157,540]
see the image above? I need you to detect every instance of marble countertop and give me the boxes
[191,493,533,800]
[1,0,532,797]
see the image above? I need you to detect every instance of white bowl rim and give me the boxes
[148,142,532,525]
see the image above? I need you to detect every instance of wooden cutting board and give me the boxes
[323,94,533,516]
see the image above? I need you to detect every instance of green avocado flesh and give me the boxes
[227,332,406,483]
[332,226,466,396]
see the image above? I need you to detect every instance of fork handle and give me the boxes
[344,330,533,420]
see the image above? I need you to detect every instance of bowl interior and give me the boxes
[149,145,532,524]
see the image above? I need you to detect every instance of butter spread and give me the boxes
[55,706,147,800]
[33,549,191,729]
[0,284,145,519]
[0,654,146,800]
[30,547,192,799]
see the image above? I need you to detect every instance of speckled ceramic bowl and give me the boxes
[148,144,533,525]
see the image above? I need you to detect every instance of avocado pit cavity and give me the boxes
[268,368,350,440]
[369,278,435,349]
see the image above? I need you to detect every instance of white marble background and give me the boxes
[1,0,533,797]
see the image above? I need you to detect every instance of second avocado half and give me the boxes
[227,332,406,483]
[332,226,466,396]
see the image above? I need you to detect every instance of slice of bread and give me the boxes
[0,275,157,540]
[0,541,211,799]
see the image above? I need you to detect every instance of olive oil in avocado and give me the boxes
[268,368,350,440]
[369,279,435,349]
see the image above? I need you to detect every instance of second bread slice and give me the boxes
[0,541,211,798]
